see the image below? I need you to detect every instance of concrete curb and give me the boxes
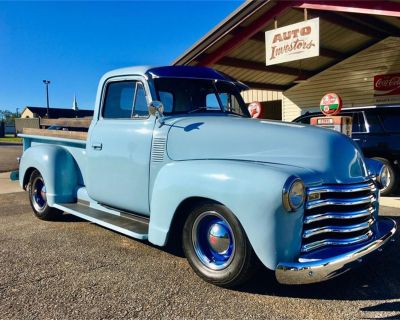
[0,142,22,146]
[380,196,400,209]
[0,172,23,194]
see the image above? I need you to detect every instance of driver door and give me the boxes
[86,77,155,216]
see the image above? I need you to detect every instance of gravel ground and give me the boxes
[0,192,400,320]
[0,145,22,173]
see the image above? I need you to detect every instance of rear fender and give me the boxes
[19,145,79,206]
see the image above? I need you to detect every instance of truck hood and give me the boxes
[165,115,369,185]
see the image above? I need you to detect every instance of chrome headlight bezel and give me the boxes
[283,176,306,212]
[376,164,389,190]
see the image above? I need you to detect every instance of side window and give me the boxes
[103,81,148,119]
[103,81,135,118]
[218,93,242,114]
[351,113,360,133]
[378,110,400,133]
[209,92,244,115]
[366,112,383,133]
[358,112,366,132]
[206,93,221,110]
[133,83,148,117]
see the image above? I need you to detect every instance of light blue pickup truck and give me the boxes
[19,66,397,287]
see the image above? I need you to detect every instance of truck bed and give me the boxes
[22,128,88,141]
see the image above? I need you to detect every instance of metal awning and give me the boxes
[174,1,400,91]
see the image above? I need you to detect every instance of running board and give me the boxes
[53,202,149,240]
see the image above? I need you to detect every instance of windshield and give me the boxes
[153,78,250,117]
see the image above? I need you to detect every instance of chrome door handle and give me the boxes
[92,142,102,150]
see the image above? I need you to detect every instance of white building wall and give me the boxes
[242,90,282,103]
[282,37,400,121]
[20,109,34,118]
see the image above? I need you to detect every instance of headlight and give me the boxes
[377,164,390,190]
[283,176,305,212]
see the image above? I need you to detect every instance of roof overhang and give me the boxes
[174,1,400,91]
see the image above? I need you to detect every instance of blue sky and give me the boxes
[0,1,243,113]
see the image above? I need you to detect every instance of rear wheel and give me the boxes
[182,202,257,287]
[372,157,397,196]
[28,170,62,220]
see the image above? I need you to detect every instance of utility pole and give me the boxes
[43,80,51,118]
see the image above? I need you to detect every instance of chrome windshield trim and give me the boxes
[307,182,375,195]
[304,207,375,224]
[306,195,376,210]
[303,219,374,239]
[301,231,373,253]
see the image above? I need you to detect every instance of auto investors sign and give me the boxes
[265,18,319,66]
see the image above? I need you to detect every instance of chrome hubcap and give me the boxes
[31,177,47,213]
[192,211,235,270]
[207,222,231,254]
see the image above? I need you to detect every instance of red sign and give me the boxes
[320,93,343,116]
[248,102,262,119]
[374,73,400,96]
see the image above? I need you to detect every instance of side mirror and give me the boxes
[149,101,165,126]
[149,101,164,116]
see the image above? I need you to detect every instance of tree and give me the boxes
[0,110,18,124]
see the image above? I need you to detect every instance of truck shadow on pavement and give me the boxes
[59,210,400,305]
[54,212,85,223]
[360,302,400,320]
[237,215,400,302]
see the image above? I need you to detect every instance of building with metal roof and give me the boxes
[174,1,400,121]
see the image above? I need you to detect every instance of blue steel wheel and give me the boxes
[183,203,257,288]
[28,170,62,220]
[192,211,235,270]
[31,175,47,213]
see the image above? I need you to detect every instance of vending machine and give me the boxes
[310,116,352,137]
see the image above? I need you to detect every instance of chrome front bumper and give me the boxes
[275,218,397,285]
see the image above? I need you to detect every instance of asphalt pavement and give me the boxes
[1,143,400,319]
[1,191,400,320]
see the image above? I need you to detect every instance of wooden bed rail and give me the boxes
[22,128,88,141]
[39,118,92,128]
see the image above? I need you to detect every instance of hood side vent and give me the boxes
[151,138,166,162]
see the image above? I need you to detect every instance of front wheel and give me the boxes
[28,170,62,220]
[372,157,397,196]
[182,202,257,287]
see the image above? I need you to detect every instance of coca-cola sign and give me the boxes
[265,18,319,66]
[374,73,400,96]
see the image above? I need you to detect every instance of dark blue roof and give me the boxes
[24,106,93,118]
[147,66,230,81]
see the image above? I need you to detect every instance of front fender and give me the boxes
[20,145,79,206]
[148,160,304,270]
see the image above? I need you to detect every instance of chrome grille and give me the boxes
[302,181,377,253]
